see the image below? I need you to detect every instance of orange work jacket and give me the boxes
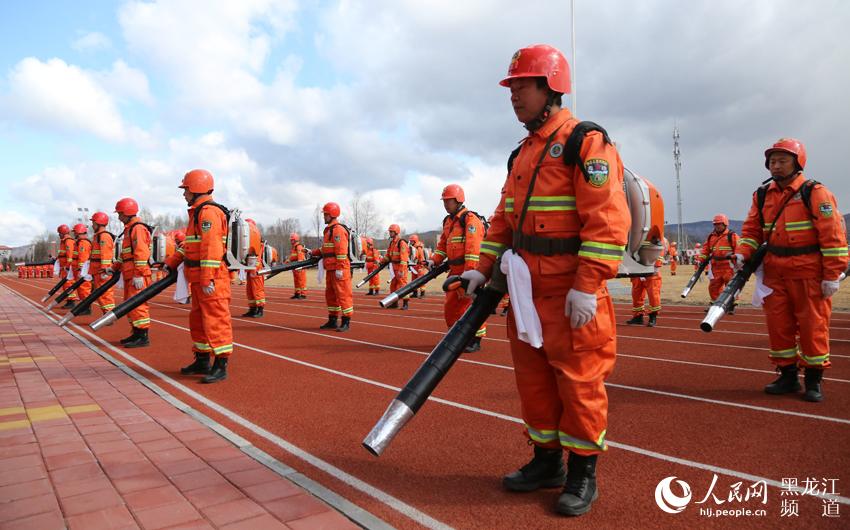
[383,237,409,266]
[477,108,630,295]
[165,196,229,285]
[364,244,380,263]
[58,236,75,268]
[90,230,114,274]
[112,217,151,278]
[73,237,92,271]
[699,229,739,273]
[288,242,307,262]
[433,206,485,276]
[310,220,349,270]
[737,173,848,281]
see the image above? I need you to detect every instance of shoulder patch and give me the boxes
[468,224,476,233]
[334,235,341,242]
[201,220,212,232]
[548,143,563,159]
[584,158,610,187]
[819,202,834,218]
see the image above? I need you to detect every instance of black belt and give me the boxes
[447,257,465,266]
[711,255,732,261]
[322,253,335,258]
[184,259,200,267]
[767,244,820,257]
[514,233,580,256]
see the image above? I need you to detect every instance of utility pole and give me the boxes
[673,124,684,246]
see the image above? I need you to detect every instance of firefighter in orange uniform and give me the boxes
[90,212,116,315]
[164,169,234,383]
[735,138,848,402]
[287,232,308,299]
[409,234,428,298]
[311,202,354,331]
[461,45,629,516]
[431,184,487,351]
[71,223,93,312]
[241,219,265,318]
[57,224,78,308]
[627,252,662,327]
[364,237,382,295]
[669,241,678,275]
[698,214,739,311]
[693,242,702,268]
[108,198,152,348]
[381,224,411,309]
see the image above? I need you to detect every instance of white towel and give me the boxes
[173,263,189,304]
[80,261,91,281]
[66,267,74,281]
[238,269,247,283]
[53,260,61,277]
[751,264,773,308]
[500,250,543,348]
[317,258,325,285]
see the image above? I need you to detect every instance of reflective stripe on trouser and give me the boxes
[630,277,647,315]
[507,289,615,455]
[74,273,92,302]
[762,276,831,369]
[708,269,734,301]
[646,274,661,313]
[444,288,486,337]
[123,276,151,329]
[366,263,381,288]
[189,281,233,358]
[293,269,307,292]
[63,279,79,301]
[325,270,353,318]
[246,273,265,307]
[389,264,409,298]
[92,271,115,314]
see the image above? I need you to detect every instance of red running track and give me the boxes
[3,276,848,529]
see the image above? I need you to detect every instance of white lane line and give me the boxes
[4,285,452,530]
[618,333,850,360]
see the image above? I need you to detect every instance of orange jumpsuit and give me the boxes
[311,220,353,318]
[477,109,629,456]
[365,244,382,290]
[246,225,265,308]
[669,246,678,275]
[112,218,152,330]
[631,257,662,315]
[165,196,233,359]
[432,206,487,337]
[90,229,115,314]
[73,236,93,301]
[699,229,739,301]
[411,243,427,295]
[287,242,308,296]
[383,237,410,297]
[737,174,848,369]
[58,235,78,301]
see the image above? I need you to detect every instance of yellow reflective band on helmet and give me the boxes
[480,241,507,257]
[769,347,798,359]
[525,424,558,444]
[821,246,848,257]
[785,220,814,231]
[578,241,625,261]
[559,429,607,451]
[800,353,829,365]
[740,238,759,250]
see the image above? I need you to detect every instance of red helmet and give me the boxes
[245,218,256,226]
[290,232,300,241]
[90,211,109,226]
[366,237,374,245]
[695,243,702,248]
[322,202,340,217]
[180,169,214,193]
[713,214,729,225]
[72,223,87,235]
[388,223,400,234]
[57,224,70,235]
[409,234,419,243]
[441,184,465,203]
[172,230,186,243]
[500,44,571,93]
[115,197,139,216]
[764,138,806,170]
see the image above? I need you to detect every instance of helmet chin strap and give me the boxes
[771,169,801,183]
[524,91,559,132]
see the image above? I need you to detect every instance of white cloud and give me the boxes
[97,60,154,105]
[0,210,46,247]
[72,31,112,52]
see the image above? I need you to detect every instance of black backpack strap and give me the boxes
[727,231,735,247]
[800,179,819,211]
[506,145,522,174]
[192,201,230,228]
[756,183,770,227]
[563,121,613,182]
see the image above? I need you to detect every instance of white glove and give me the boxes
[565,289,597,329]
[335,269,344,280]
[100,271,111,281]
[822,279,840,298]
[639,277,646,282]
[426,259,435,269]
[247,256,258,268]
[83,274,92,281]
[202,281,216,296]
[459,269,486,296]
[733,253,745,271]
[132,276,145,290]
[66,267,74,280]
[80,261,90,278]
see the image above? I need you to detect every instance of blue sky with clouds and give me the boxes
[1,0,848,247]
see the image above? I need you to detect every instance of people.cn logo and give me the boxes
[655,476,692,514]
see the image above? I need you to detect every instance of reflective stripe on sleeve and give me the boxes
[740,238,759,250]
[480,241,507,257]
[821,246,849,257]
[578,241,625,261]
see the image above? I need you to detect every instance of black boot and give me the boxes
[500,306,509,317]
[290,293,300,299]
[298,293,307,299]
[62,299,76,309]
[765,364,801,395]
[728,303,737,315]
[647,312,657,327]
[803,368,824,402]
[124,328,149,348]
[625,314,643,325]
[556,453,598,516]
[120,327,139,344]
[419,291,425,298]
[503,445,566,492]
[180,353,211,375]
[464,337,481,353]
[202,357,228,384]
[366,289,373,296]
[241,307,258,317]
[336,316,350,332]
[320,316,338,330]
[402,299,409,310]
[254,307,264,318]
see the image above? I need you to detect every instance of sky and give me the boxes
[1,0,848,247]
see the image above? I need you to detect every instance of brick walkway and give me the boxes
[0,285,367,529]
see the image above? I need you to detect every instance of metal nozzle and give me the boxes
[90,311,117,331]
[700,305,726,332]
[40,294,51,303]
[680,286,692,298]
[379,293,399,309]
[355,279,367,288]
[45,300,59,311]
[57,313,75,327]
[257,267,271,276]
[362,399,414,457]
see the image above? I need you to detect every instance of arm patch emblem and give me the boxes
[819,202,834,218]
[201,220,212,232]
[584,159,609,187]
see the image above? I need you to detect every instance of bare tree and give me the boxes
[30,231,58,261]
[258,217,301,257]
[347,192,380,238]
[313,203,324,246]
